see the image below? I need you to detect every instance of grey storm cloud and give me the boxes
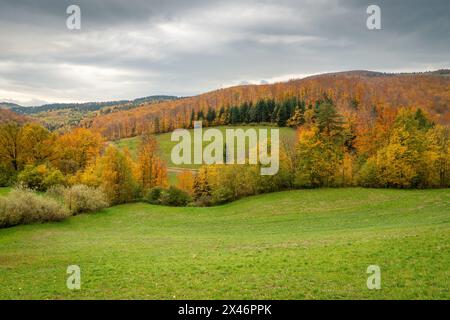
[0,0,449,105]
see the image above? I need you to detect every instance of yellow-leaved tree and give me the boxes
[19,123,56,166]
[0,122,23,171]
[81,145,138,204]
[294,126,342,187]
[54,128,104,175]
[176,170,195,195]
[135,133,168,193]
[425,124,449,187]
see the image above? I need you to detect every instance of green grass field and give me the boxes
[0,187,10,196]
[0,187,448,299]
[114,125,296,169]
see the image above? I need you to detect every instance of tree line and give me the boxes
[178,101,449,205]
[1,95,449,209]
[0,123,168,205]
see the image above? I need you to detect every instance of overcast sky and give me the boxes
[0,0,449,106]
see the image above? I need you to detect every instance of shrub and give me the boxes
[0,188,70,228]
[42,170,65,191]
[193,194,213,207]
[17,165,43,190]
[63,185,109,214]
[45,184,66,201]
[144,186,191,206]
[159,186,191,206]
[46,185,109,215]
[144,187,164,204]
[17,165,65,191]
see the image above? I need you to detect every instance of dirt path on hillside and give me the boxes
[167,167,198,174]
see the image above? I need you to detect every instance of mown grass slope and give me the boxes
[0,188,448,299]
[114,125,296,169]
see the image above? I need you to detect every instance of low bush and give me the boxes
[0,188,70,228]
[42,170,66,191]
[64,185,109,214]
[45,184,66,201]
[193,195,213,207]
[46,184,109,215]
[144,186,191,206]
[144,187,164,204]
[159,186,191,206]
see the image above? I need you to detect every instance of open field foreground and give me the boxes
[0,188,448,299]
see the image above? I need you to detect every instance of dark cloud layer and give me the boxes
[0,0,449,105]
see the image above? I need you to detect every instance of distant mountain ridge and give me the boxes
[0,102,23,109]
[303,69,450,79]
[0,95,179,115]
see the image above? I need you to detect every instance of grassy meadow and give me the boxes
[114,125,295,185]
[0,187,448,299]
[0,187,10,196]
[114,125,296,169]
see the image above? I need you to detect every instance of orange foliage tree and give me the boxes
[135,133,168,192]
[176,170,195,195]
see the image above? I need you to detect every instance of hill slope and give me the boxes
[2,95,179,115]
[114,125,296,169]
[87,70,450,140]
[0,188,448,299]
[1,95,178,131]
[0,108,31,124]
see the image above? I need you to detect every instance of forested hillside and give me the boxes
[85,71,450,140]
[5,95,178,115]
[0,109,31,125]
[0,95,178,131]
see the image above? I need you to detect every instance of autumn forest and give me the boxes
[0,70,449,227]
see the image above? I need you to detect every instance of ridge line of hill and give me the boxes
[0,95,179,114]
[2,69,448,112]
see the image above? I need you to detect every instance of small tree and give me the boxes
[176,170,195,195]
[87,146,138,204]
[193,166,211,200]
[136,133,168,193]
[17,164,65,191]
